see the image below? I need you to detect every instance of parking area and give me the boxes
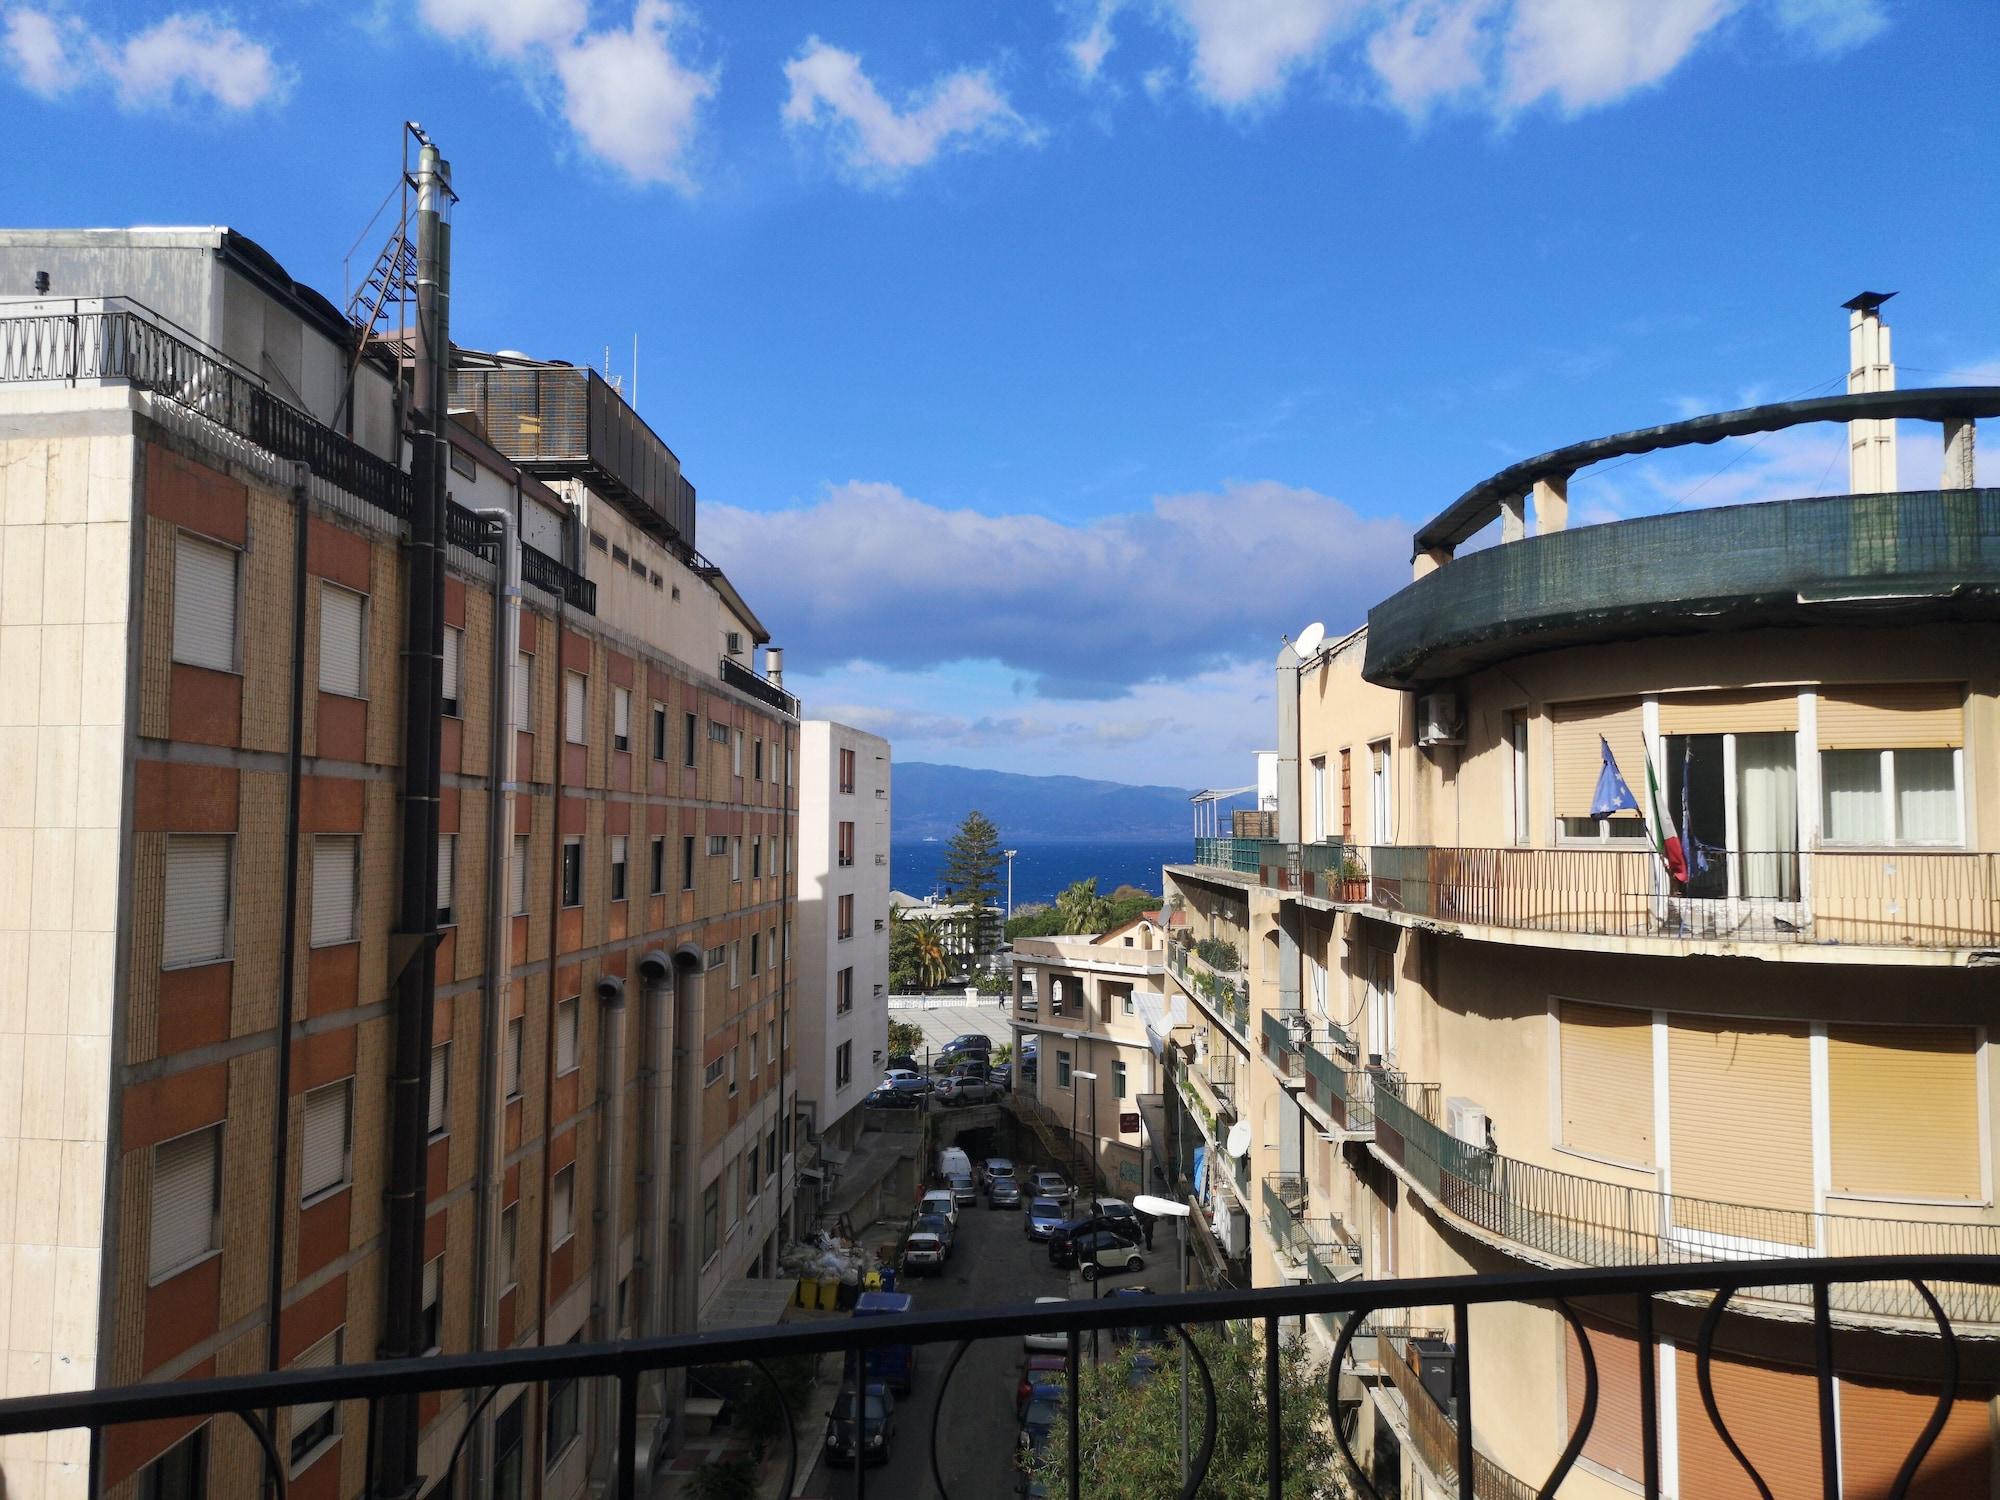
[888,1004,1014,1060]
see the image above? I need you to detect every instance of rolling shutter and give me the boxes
[317,584,366,698]
[1657,689,1797,735]
[513,653,532,730]
[441,626,461,713]
[1557,1001,1655,1165]
[311,836,357,946]
[1668,1016,1813,1234]
[511,834,530,915]
[289,1330,340,1441]
[422,1256,441,1315]
[565,672,586,742]
[1674,1348,1823,1500]
[1838,1377,1995,1500]
[552,1165,574,1242]
[427,1043,450,1135]
[504,1017,523,1097]
[1564,1317,1649,1484]
[1827,1025,1980,1199]
[614,688,630,744]
[555,999,578,1075]
[150,1127,218,1279]
[163,835,231,967]
[1818,684,1963,749]
[1553,699,1646,818]
[300,1081,349,1199]
[172,534,237,671]
[436,833,456,922]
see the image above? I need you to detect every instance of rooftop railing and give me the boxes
[3,1258,1992,1500]
[720,654,799,717]
[1191,835,1268,875]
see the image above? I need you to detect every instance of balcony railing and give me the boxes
[1262,1174,1365,1287]
[720,655,799,716]
[1364,844,2000,950]
[1168,943,1249,1034]
[1379,1327,1536,1500]
[2,1259,1992,1500]
[1370,1074,2000,1324]
[1192,835,1269,874]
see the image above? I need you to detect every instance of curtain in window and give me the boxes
[1735,734,1798,899]
[1820,749,1884,842]
[1896,748,1959,842]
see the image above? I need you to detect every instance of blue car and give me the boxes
[1024,1197,1068,1241]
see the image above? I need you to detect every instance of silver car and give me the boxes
[988,1176,1022,1209]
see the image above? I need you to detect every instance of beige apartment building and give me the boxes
[1166,305,2000,1497]
[0,229,798,1500]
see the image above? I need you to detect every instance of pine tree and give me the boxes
[940,810,1004,960]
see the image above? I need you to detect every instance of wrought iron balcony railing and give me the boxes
[1378,1326,1536,1500]
[0,1258,1991,1500]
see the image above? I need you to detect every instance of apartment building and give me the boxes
[1009,916,1179,1207]
[0,227,797,1500]
[793,722,892,1159]
[1167,306,2000,1497]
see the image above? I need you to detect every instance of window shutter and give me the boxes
[1557,1001,1654,1165]
[436,833,455,920]
[421,1256,441,1312]
[289,1331,340,1441]
[1668,1016,1813,1234]
[301,1081,349,1199]
[553,1166,574,1241]
[513,653,531,730]
[1838,1377,1995,1500]
[150,1127,217,1279]
[504,1018,523,1097]
[1564,1317,1651,1484]
[565,672,586,742]
[511,834,529,914]
[317,584,366,698]
[1674,1349,1823,1500]
[556,999,578,1074]
[1827,1025,1979,1200]
[311,836,357,946]
[427,1043,450,1135]
[441,626,461,711]
[1657,688,1797,735]
[173,534,237,671]
[1552,699,1646,819]
[1818,684,1963,749]
[163,835,231,967]
[614,688,630,741]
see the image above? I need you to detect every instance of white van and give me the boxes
[937,1146,972,1182]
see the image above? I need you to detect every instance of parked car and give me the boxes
[919,1189,960,1227]
[1016,1354,1067,1417]
[881,1067,922,1086]
[1048,1215,1141,1266]
[1091,1197,1139,1227]
[1073,1231,1145,1282]
[1022,1296,1071,1352]
[862,1086,922,1110]
[948,1173,977,1206]
[1018,1396,1061,1463]
[990,1062,1013,1091]
[854,1291,917,1394]
[981,1158,1016,1191]
[1025,1171,1071,1204]
[883,1072,932,1096]
[946,1032,992,1054]
[901,1231,946,1276]
[824,1383,896,1466]
[1024,1197,1069,1241]
[913,1212,955,1256]
[886,1053,919,1074]
[988,1176,1023,1209]
[937,1074,1000,1106]
[948,1058,992,1080]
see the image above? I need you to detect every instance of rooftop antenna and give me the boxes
[335,123,453,431]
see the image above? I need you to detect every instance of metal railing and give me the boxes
[1,1258,1992,1500]
[1370,1075,2000,1324]
[1192,836,1268,874]
[1379,1328,1537,1500]
[721,654,799,717]
[520,540,598,614]
[1168,943,1249,1034]
[1365,844,2000,949]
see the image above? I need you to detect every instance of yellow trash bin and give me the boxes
[817,1277,840,1309]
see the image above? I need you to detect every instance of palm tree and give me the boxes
[910,917,950,989]
[1055,877,1112,935]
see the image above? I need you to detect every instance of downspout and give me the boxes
[468,506,519,1499]
[1275,642,1303,1018]
[262,460,311,1449]
[666,947,703,1447]
[589,974,629,1491]
[635,952,673,1340]
[533,584,570,1477]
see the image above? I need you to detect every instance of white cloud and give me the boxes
[555,1,715,188]
[1770,0,1887,53]
[3,7,287,109]
[1161,0,1360,108]
[782,37,1042,183]
[1366,0,1498,118]
[1066,0,1123,81]
[1497,0,1738,114]
[418,0,584,58]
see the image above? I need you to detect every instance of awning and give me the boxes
[1134,1092,1172,1157]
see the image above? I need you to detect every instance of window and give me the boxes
[836,967,853,1014]
[310,835,358,946]
[504,1017,523,1099]
[1369,740,1391,844]
[651,704,667,760]
[835,1040,852,1089]
[301,1079,351,1202]
[766,1126,778,1178]
[747,1144,761,1197]
[838,821,855,867]
[613,687,631,752]
[1822,749,1962,846]
[163,835,231,967]
[610,835,628,901]
[545,1334,580,1464]
[748,1029,759,1078]
[421,1255,442,1351]
[1309,756,1327,842]
[1556,1001,1653,1166]
[1057,1051,1073,1088]
[564,672,586,743]
[766,1019,777,1067]
[708,834,727,858]
[561,837,582,907]
[1114,1060,1128,1099]
[513,652,532,730]
[551,1164,575,1246]
[317,583,366,698]
[706,944,726,971]
[511,834,529,915]
[682,835,696,890]
[701,1181,720,1262]
[730,942,740,989]
[499,1203,518,1290]
[427,1043,450,1137]
[753,739,764,781]
[1122,990,1135,1015]
[837,894,854,940]
[750,932,761,976]
[150,1125,220,1280]
[732,728,743,775]
[709,719,730,746]
[838,748,856,794]
[751,838,762,879]
[441,626,462,717]
[1509,711,1531,845]
[1661,731,1800,900]
[437,832,456,926]
[173,533,237,671]
[704,1056,725,1087]
[685,712,698,766]
[650,836,666,895]
[555,998,579,1075]
[288,1330,342,1469]
[730,837,741,882]
[140,1423,208,1500]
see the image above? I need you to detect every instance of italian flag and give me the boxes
[1643,753,1689,886]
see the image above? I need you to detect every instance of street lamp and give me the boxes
[1004,849,1018,923]
[1134,1193,1194,1489]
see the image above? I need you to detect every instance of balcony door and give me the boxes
[1659,731,1800,918]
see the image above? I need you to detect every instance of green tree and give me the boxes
[940,811,1004,958]
[886,1020,925,1059]
[1055,877,1114,935]
[1037,1328,1346,1500]
[888,903,922,991]
[1006,904,1066,941]
[910,917,950,988]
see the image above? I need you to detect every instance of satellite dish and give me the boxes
[1226,1121,1252,1159]
[1294,621,1326,659]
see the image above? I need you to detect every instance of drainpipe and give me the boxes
[533,583,569,1478]
[635,951,674,1345]
[379,135,452,1500]
[666,947,704,1447]
[1275,641,1303,1016]
[467,506,519,1499]
[590,973,629,1491]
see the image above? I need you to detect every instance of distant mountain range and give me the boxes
[891,762,1197,843]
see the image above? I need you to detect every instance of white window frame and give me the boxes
[613,686,631,752]
[564,670,587,744]
[513,652,533,731]
[511,833,530,915]
[1510,711,1531,846]
[505,1016,524,1100]
[1309,756,1327,843]
[436,831,457,927]
[1369,740,1392,844]
[610,835,628,901]
[287,1328,343,1474]
[172,531,239,673]
[1816,746,1965,850]
[499,1203,519,1293]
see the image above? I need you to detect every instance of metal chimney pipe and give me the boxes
[765,646,783,688]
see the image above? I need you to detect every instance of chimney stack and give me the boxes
[765,646,784,688]
[1843,291,1898,493]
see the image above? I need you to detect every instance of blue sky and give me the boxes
[5,0,1996,786]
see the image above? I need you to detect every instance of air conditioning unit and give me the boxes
[725,631,745,657]
[1215,1204,1249,1258]
[1417,691,1464,746]
[1446,1096,1490,1150]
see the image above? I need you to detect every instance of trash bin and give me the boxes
[796,1278,814,1308]
[878,1267,897,1294]
[817,1277,840,1310]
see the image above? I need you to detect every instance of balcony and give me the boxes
[1262,1174,1365,1285]
[1167,942,1249,1035]
[1363,844,2000,953]
[1368,1074,2000,1326]
[1192,835,1270,875]
[1376,1325,1536,1500]
[720,655,798,717]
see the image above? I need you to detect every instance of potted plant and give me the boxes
[1338,855,1369,902]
